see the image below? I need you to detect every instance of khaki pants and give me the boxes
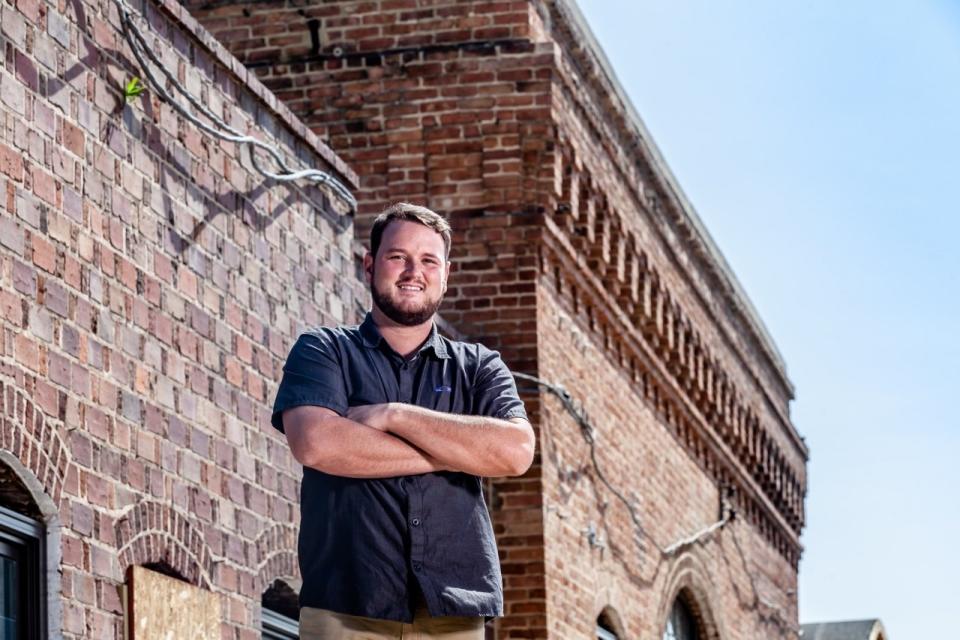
[299,604,486,640]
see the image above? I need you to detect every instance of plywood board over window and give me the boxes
[125,566,220,640]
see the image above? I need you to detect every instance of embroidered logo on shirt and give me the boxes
[434,385,452,393]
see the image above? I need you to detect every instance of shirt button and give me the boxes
[411,518,421,527]
[413,562,422,572]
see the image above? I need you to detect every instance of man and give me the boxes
[271,203,535,639]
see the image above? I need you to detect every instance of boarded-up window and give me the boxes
[125,565,220,639]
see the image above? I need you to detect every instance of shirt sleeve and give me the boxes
[271,330,349,432]
[472,346,528,421]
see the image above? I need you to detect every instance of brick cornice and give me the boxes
[537,220,803,565]
[545,146,806,507]
[534,27,811,552]
[538,0,801,437]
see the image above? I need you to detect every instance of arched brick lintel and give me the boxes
[657,550,726,640]
[255,523,300,594]
[0,379,70,509]
[115,500,214,590]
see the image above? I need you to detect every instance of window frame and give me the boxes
[597,625,618,640]
[0,503,45,640]
[262,607,299,639]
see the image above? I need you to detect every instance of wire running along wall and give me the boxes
[113,0,357,212]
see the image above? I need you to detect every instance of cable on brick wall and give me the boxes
[724,516,800,635]
[112,0,357,212]
[513,372,648,538]
[513,372,733,557]
[514,371,797,634]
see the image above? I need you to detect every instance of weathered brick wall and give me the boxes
[0,0,359,636]
[537,279,799,639]
[182,1,554,215]
[185,1,808,638]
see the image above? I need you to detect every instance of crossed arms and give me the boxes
[283,403,535,479]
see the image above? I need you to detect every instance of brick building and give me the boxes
[1,0,807,638]
[1,0,361,636]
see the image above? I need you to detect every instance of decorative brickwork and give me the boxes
[0,377,70,508]
[539,174,803,562]
[115,499,214,588]
[254,522,299,592]
[657,553,725,640]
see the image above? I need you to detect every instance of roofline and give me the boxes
[552,0,793,395]
[800,619,887,640]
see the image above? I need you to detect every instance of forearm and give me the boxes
[382,404,534,477]
[285,410,445,478]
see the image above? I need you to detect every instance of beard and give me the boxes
[370,268,444,327]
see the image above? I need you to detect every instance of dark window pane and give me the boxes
[262,581,299,622]
[1,554,18,638]
[1,503,44,640]
[663,597,700,640]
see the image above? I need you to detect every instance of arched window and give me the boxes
[262,579,299,639]
[663,596,700,640]
[0,462,46,639]
[597,609,620,640]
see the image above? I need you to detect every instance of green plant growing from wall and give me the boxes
[123,77,146,102]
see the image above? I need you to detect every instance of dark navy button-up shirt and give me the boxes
[271,313,528,622]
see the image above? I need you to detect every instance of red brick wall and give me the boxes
[0,0,358,636]
[182,1,553,213]
[536,276,799,639]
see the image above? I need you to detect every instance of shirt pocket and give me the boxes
[422,375,468,415]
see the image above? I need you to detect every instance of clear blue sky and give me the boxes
[574,1,960,637]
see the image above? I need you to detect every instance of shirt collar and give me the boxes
[359,313,450,359]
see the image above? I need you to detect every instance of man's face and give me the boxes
[365,220,450,327]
